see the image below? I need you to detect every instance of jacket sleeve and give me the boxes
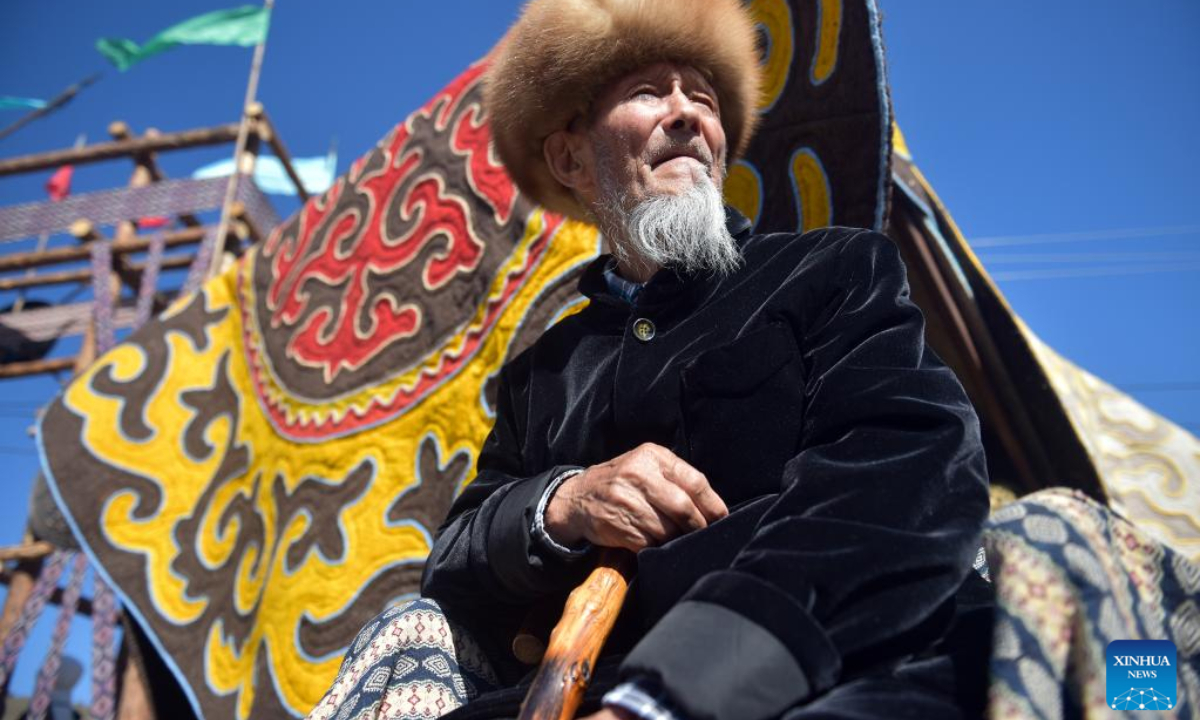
[620,231,990,720]
[420,353,590,610]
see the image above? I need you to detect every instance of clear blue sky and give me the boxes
[1,0,1197,707]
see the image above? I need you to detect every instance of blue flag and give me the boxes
[0,96,48,111]
[192,152,337,196]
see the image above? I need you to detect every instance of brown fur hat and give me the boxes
[485,0,763,220]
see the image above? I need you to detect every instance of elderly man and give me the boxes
[307,1,991,719]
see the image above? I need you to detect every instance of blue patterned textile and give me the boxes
[305,599,500,720]
[984,489,1200,718]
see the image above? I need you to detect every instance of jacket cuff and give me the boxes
[620,598,826,720]
[532,468,591,558]
[485,465,586,598]
[603,677,685,720]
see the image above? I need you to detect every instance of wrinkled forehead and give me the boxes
[605,62,718,97]
[579,61,720,126]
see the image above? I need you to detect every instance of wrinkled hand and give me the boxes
[545,443,728,552]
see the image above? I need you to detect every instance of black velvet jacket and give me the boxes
[423,211,990,720]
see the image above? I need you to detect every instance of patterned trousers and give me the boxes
[306,598,502,720]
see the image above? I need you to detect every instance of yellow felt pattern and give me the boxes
[790,148,833,232]
[725,160,763,227]
[752,0,795,110]
[63,214,601,717]
[811,0,843,85]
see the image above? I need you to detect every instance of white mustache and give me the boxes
[646,139,713,171]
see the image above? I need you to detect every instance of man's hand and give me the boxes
[545,443,728,552]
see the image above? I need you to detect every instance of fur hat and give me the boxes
[485,0,763,220]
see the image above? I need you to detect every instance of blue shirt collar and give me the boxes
[602,258,644,304]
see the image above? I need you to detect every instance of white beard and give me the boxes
[597,163,743,277]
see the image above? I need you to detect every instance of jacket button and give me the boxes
[633,318,656,342]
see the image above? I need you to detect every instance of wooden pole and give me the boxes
[207,0,275,280]
[0,74,101,144]
[518,549,635,720]
[0,561,40,635]
[115,646,155,720]
[70,221,152,304]
[0,536,43,650]
[107,123,169,314]
[0,226,206,273]
[241,104,264,179]
[0,568,94,619]
[0,124,241,177]
[0,357,77,379]
[256,108,311,201]
[229,201,268,246]
[0,553,44,713]
[109,123,204,230]
[12,233,52,314]
[0,542,55,563]
[0,255,193,293]
[71,244,109,373]
[13,135,86,314]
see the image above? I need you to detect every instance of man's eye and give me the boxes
[631,87,658,100]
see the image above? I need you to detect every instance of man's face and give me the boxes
[542,61,741,279]
[586,62,728,205]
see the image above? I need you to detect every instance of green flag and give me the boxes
[0,96,47,111]
[96,5,270,71]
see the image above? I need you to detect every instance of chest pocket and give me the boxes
[680,322,806,505]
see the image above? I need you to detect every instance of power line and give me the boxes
[991,262,1200,282]
[1117,381,1200,393]
[978,251,1200,264]
[970,224,1200,248]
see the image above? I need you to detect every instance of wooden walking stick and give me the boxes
[517,548,635,720]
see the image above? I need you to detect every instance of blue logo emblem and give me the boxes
[1106,640,1177,711]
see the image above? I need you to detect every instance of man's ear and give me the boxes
[544,129,593,194]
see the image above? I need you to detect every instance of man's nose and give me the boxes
[663,88,702,135]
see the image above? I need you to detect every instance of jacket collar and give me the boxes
[579,206,753,309]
